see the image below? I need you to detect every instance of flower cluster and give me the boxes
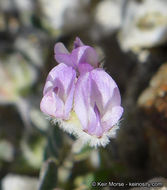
[40,37,123,147]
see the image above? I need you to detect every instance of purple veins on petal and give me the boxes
[74,68,123,137]
[91,69,123,131]
[87,103,103,137]
[71,45,98,69]
[40,63,76,120]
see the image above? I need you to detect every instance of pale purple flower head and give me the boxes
[40,37,123,147]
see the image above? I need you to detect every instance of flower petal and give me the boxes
[54,43,74,67]
[44,63,76,96]
[54,39,98,70]
[87,104,103,137]
[43,63,70,95]
[73,37,84,49]
[41,63,76,119]
[54,42,69,54]
[78,63,94,75]
[91,69,118,114]
[102,106,124,132]
[74,68,123,137]
[63,80,75,119]
[74,72,104,137]
[71,46,98,68]
[90,69,123,131]
[40,90,64,118]
[74,72,91,130]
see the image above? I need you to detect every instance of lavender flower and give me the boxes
[40,63,76,120]
[40,37,123,147]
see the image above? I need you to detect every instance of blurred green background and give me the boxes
[0,0,167,189]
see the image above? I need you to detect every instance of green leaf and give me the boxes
[38,159,58,190]
[43,124,63,161]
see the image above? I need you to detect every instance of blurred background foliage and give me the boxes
[0,0,167,189]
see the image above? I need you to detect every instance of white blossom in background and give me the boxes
[39,0,90,31]
[118,0,167,51]
[95,0,122,33]
[14,36,43,67]
[14,0,33,11]
[2,174,38,190]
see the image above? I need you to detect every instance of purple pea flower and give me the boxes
[40,63,76,120]
[40,37,123,147]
